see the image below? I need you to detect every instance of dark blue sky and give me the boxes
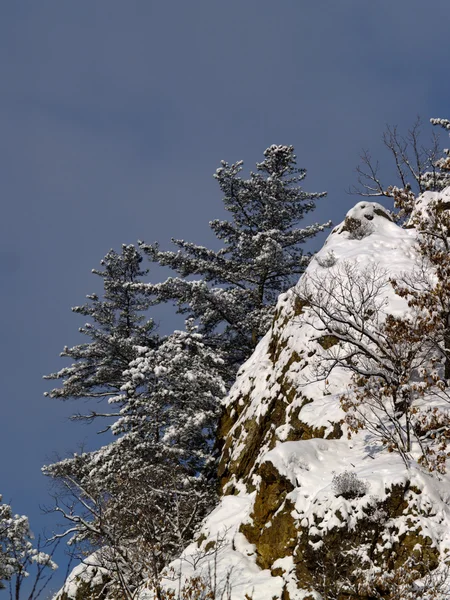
[1,1,450,594]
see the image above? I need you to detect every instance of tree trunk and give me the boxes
[405,406,411,453]
[444,313,450,381]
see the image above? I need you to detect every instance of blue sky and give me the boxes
[1,1,450,594]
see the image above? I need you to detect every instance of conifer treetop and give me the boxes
[139,144,330,370]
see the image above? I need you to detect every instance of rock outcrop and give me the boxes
[57,198,450,600]
[167,200,450,599]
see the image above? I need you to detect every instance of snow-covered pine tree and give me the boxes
[44,244,156,427]
[43,321,226,593]
[42,244,167,590]
[119,318,226,475]
[44,147,326,591]
[139,144,330,375]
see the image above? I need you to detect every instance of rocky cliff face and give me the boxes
[57,199,450,600]
[162,200,450,599]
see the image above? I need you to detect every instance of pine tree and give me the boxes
[42,244,164,590]
[139,144,330,374]
[43,246,226,590]
[119,319,226,476]
[44,244,156,426]
[44,146,329,591]
[43,321,226,594]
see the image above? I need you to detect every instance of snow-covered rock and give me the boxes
[58,196,450,600]
[159,198,450,599]
[54,551,110,600]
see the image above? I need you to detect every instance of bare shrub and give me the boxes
[297,261,450,471]
[331,471,369,500]
[315,251,337,268]
[310,537,450,600]
[346,217,374,240]
[359,558,450,600]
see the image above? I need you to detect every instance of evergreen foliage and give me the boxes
[139,144,330,374]
[44,244,156,425]
[43,145,329,594]
[119,319,226,475]
[43,247,226,590]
